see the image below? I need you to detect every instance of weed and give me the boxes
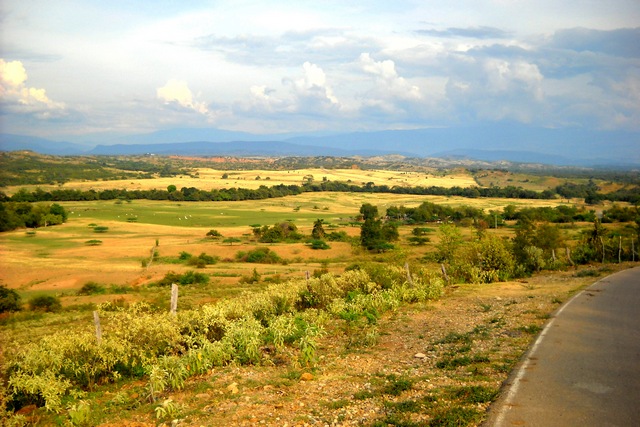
[446,385,498,403]
[382,375,413,396]
[519,324,542,335]
[479,302,492,312]
[428,405,483,426]
[574,269,600,277]
[383,399,422,413]
[323,399,351,410]
[353,390,375,400]
[436,332,471,345]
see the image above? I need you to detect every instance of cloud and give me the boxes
[156,79,209,114]
[446,57,544,122]
[0,59,66,118]
[418,26,511,39]
[283,61,340,111]
[358,53,422,103]
[549,27,640,58]
[192,29,379,67]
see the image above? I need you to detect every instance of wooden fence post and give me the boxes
[170,283,178,316]
[618,236,622,263]
[405,262,414,287]
[440,264,449,284]
[566,247,575,267]
[93,311,102,345]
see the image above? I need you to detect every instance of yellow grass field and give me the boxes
[2,167,478,195]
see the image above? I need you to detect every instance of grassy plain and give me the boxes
[0,191,568,296]
[2,167,477,195]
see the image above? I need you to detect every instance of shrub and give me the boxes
[236,247,282,264]
[84,239,102,246]
[77,282,106,295]
[93,226,109,233]
[154,271,209,287]
[308,239,330,250]
[206,229,223,238]
[0,284,22,312]
[28,295,62,312]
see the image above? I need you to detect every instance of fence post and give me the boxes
[566,247,575,267]
[405,262,414,287]
[170,283,178,316]
[93,311,102,345]
[440,264,449,284]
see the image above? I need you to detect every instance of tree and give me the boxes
[311,219,326,239]
[167,185,177,193]
[360,217,382,250]
[435,224,463,263]
[360,203,378,221]
[223,237,241,246]
[359,204,396,251]
[206,229,223,238]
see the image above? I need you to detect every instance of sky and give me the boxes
[1,0,639,141]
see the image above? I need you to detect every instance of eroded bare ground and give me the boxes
[94,266,633,427]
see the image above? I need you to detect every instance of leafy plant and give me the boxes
[77,282,106,296]
[0,285,22,313]
[28,295,61,312]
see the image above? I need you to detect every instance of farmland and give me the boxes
[1,154,639,426]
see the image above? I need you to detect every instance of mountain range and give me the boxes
[1,124,638,168]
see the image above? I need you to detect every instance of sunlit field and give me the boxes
[2,167,478,195]
[0,191,570,295]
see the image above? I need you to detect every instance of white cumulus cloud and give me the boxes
[359,53,422,101]
[157,79,209,114]
[293,62,339,105]
[0,59,65,117]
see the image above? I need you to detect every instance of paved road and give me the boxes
[484,267,640,427]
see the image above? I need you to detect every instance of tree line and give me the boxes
[0,182,563,204]
[0,202,68,232]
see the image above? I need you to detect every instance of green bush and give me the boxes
[236,247,282,264]
[0,284,22,312]
[28,295,62,312]
[77,282,106,296]
[206,229,223,238]
[154,271,209,287]
[308,239,330,250]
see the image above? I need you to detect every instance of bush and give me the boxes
[236,247,282,264]
[77,281,106,296]
[206,229,223,238]
[154,271,210,287]
[28,295,62,312]
[0,284,22,312]
[93,226,109,233]
[308,239,330,250]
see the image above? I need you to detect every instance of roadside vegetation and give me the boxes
[1,153,639,426]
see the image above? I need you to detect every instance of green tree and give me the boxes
[167,185,177,193]
[311,219,326,239]
[360,203,378,221]
[360,217,382,250]
[435,224,463,263]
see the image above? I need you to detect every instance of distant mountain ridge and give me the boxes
[1,123,638,167]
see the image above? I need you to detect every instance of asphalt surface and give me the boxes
[483,267,640,427]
